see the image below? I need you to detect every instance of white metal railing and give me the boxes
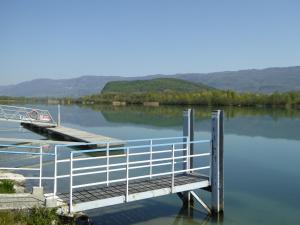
[0,144,55,187]
[53,137,211,213]
[0,136,211,213]
[0,104,56,125]
[53,136,189,194]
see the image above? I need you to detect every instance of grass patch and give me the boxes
[0,207,76,225]
[0,180,15,194]
[23,207,59,225]
[0,210,27,225]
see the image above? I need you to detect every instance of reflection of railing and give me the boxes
[0,105,56,125]
[0,144,55,187]
[54,137,211,212]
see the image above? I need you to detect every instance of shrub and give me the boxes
[0,180,15,193]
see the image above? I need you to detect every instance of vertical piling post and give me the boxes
[57,104,61,127]
[182,109,194,205]
[183,108,194,171]
[211,110,224,214]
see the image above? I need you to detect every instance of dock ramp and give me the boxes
[0,104,56,126]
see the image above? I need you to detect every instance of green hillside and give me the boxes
[101,78,213,93]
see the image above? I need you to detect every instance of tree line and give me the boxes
[2,90,300,108]
[78,90,300,107]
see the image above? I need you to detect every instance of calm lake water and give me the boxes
[1,104,300,225]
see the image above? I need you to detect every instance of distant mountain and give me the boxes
[102,78,213,93]
[172,66,300,93]
[0,76,124,97]
[0,66,300,97]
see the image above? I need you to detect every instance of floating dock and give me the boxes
[0,104,123,147]
[21,123,123,147]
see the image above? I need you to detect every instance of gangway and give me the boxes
[56,139,211,213]
[51,109,224,215]
[0,104,56,126]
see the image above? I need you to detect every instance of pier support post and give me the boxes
[211,110,224,215]
[183,108,194,171]
[181,109,194,205]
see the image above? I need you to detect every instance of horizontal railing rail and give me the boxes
[56,136,188,148]
[63,139,210,154]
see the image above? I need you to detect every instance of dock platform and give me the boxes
[21,123,123,147]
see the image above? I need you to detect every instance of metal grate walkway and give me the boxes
[58,173,209,212]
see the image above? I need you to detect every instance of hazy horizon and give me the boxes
[1,64,299,86]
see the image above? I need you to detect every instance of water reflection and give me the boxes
[15,104,300,141]
[78,104,300,141]
[2,104,300,225]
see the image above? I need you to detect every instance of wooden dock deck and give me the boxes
[21,122,123,147]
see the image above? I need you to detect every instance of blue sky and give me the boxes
[1,0,300,85]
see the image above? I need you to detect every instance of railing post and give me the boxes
[106,142,110,186]
[53,146,58,196]
[171,144,175,193]
[69,152,73,213]
[39,146,43,187]
[126,147,129,202]
[57,104,61,127]
[211,110,224,215]
[149,139,153,179]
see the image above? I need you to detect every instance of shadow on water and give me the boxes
[89,199,218,225]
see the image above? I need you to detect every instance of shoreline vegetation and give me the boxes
[79,90,300,108]
[0,180,15,194]
[1,90,300,108]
